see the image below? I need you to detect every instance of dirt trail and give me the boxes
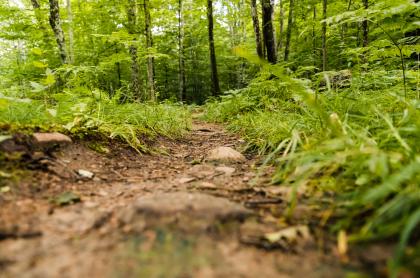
[0,121,366,278]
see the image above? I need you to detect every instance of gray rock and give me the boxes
[187,164,215,179]
[119,192,251,231]
[206,147,246,163]
[215,166,236,176]
[32,132,72,147]
[77,169,94,179]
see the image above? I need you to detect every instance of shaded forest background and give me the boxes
[1,0,417,104]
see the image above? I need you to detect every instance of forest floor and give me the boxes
[0,119,391,278]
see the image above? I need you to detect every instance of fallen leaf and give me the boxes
[0,135,12,143]
[337,230,349,263]
[264,225,311,244]
[53,192,81,206]
[0,186,10,193]
[0,171,12,178]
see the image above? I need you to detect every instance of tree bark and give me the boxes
[178,0,186,101]
[261,0,276,63]
[48,0,67,64]
[207,0,221,96]
[277,0,284,54]
[322,0,327,71]
[127,0,141,101]
[284,0,294,61]
[362,0,368,47]
[313,5,316,57]
[143,0,155,101]
[250,0,263,59]
[66,0,74,64]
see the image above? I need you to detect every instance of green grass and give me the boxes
[0,92,191,152]
[204,67,420,275]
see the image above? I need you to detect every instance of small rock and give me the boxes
[84,201,99,208]
[215,166,236,176]
[98,190,109,197]
[206,147,246,163]
[77,169,94,179]
[187,164,215,179]
[196,181,217,189]
[32,132,72,147]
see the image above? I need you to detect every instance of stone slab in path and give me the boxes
[119,192,252,232]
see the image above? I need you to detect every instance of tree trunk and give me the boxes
[250,0,263,59]
[284,0,294,61]
[178,0,186,101]
[261,0,276,63]
[322,0,327,71]
[127,0,141,101]
[144,0,155,101]
[115,47,122,90]
[207,0,221,96]
[362,0,368,47]
[313,5,316,58]
[66,0,74,64]
[277,0,284,54]
[48,0,67,64]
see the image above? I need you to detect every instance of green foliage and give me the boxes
[205,60,420,273]
[0,91,191,152]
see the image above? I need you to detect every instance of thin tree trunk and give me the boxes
[362,0,368,47]
[322,0,327,71]
[313,5,316,58]
[115,47,122,89]
[49,0,67,64]
[178,0,186,101]
[277,0,284,54]
[143,0,155,101]
[284,0,294,61]
[207,0,221,96]
[66,0,74,64]
[250,0,263,59]
[261,0,276,63]
[127,0,141,100]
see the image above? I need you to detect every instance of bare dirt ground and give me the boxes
[0,121,390,278]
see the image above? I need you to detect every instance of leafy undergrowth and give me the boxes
[0,92,191,152]
[204,64,420,275]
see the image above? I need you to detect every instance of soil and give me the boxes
[0,121,391,278]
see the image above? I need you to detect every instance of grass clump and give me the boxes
[204,64,420,274]
[0,91,191,152]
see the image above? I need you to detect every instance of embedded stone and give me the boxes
[206,147,246,163]
[119,192,252,231]
[32,132,72,147]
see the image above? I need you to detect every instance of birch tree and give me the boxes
[48,0,67,64]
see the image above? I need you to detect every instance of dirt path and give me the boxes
[0,121,370,278]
